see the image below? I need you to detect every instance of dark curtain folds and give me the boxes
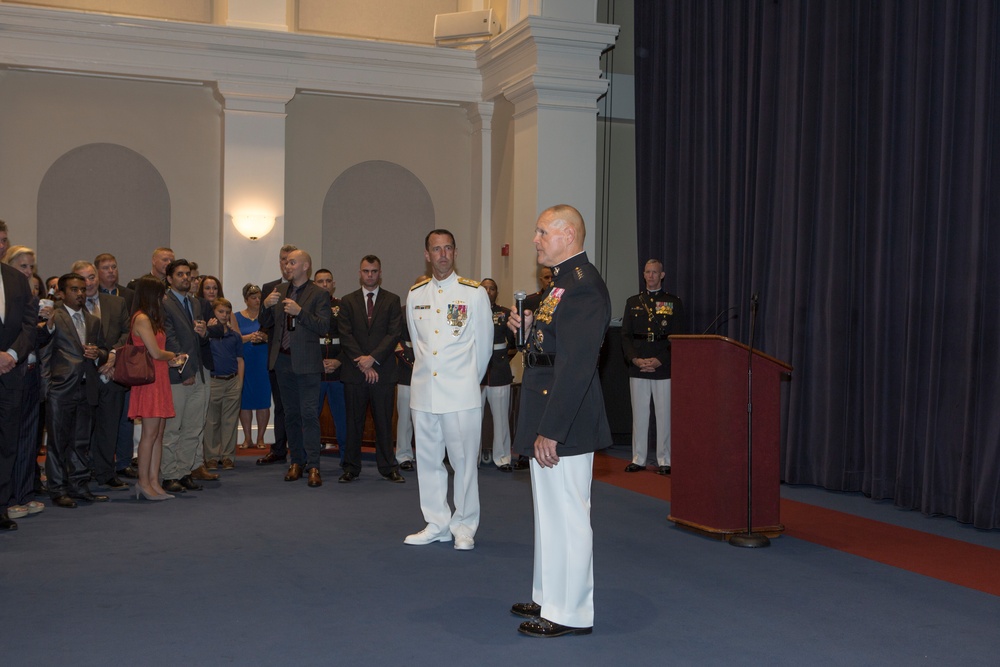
[635,0,1000,529]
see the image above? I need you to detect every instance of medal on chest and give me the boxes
[534,287,565,325]
[447,302,468,336]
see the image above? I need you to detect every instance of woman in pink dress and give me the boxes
[128,278,188,501]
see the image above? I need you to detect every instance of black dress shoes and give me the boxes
[657,465,671,475]
[399,460,415,471]
[179,475,203,491]
[52,495,78,508]
[69,490,110,502]
[257,451,286,466]
[512,457,529,470]
[382,471,405,484]
[510,601,541,618]
[117,465,139,479]
[338,471,358,483]
[99,476,130,490]
[517,617,592,638]
[0,511,17,531]
[162,479,186,493]
[497,464,513,472]
[624,463,645,473]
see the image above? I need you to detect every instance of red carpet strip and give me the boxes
[593,451,1000,597]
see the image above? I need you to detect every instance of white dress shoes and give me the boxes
[453,533,475,551]
[404,526,452,546]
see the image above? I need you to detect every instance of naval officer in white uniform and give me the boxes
[404,229,493,551]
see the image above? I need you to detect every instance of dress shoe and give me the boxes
[512,457,529,470]
[497,463,513,472]
[404,526,452,545]
[338,471,358,483]
[284,464,303,481]
[7,505,28,519]
[205,458,219,470]
[99,476,129,490]
[307,468,322,487]
[69,490,110,502]
[256,451,286,466]
[0,512,17,531]
[117,465,139,479]
[179,475,203,491]
[190,465,220,481]
[399,460,415,471]
[511,602,542,619]
[518,618,592,638]
[657,465,671,475]
[453,533,475,551]
[624,463,645,473]
[52,495,78,509]
[382,471,405,484]
[221,458,235,470]
[162,479,186,493]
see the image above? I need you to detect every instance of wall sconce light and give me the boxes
[233,214,275,241]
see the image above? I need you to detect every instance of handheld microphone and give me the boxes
[514,291,527,348]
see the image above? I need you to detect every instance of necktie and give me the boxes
[183,297,194,323]
[87,296,101,317]
[366,292,374,325]
[72,311,87,346]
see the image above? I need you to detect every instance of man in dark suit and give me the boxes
[256,244,296,466]
[161,258,215,493]
[337,254,404,484]
[71,261,131,490]
[94,252,137,477]
[507,205,612,638]
[0,221,38,530]
[259,249,330,487]
[39,273,109,508]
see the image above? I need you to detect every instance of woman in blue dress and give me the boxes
[235,283,271,449]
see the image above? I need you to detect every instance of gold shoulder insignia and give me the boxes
[457,277,481,288]
[410,278,431,291]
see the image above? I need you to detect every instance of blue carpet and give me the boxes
[2,459,998,666]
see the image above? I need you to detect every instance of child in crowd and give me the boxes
[203,298,243,470]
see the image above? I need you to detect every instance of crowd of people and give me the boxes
[1,205,677,639]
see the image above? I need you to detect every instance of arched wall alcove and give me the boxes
[322,160,435,298]
[37,142,170,282]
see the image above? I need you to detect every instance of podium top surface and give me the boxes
[669,334,793,373]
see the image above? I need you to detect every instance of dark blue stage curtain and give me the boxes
[635,0,1000,529]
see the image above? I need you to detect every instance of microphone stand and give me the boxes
[729,293,770,548]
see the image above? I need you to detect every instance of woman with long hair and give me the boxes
[128,277,187,500]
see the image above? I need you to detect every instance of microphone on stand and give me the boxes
[514,291,527,348]
[702,306,739,335]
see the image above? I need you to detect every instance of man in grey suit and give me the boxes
[337,255,404,484]
[259,249,331,487]
[0,220,38,531]
[161,258,214,493]
[71,261,131,490]
[39,273,109,508]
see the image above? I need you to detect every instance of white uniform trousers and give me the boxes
[480,384,512,466]
[411,407,482,537]
[629,377,671,466]
[530,452,595,628]
[395,384,414,463]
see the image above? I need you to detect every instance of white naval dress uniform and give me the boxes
[407,272,493,539]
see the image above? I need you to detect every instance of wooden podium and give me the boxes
[667,335,792,539]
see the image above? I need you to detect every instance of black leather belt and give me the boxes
[212,373,237,380]
[279,348,291,355]
[525,352,556,368]
[633,334,670,341]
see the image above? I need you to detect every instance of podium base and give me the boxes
[728,532,771,548]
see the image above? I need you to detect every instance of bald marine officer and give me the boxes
[404,229,492,551]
